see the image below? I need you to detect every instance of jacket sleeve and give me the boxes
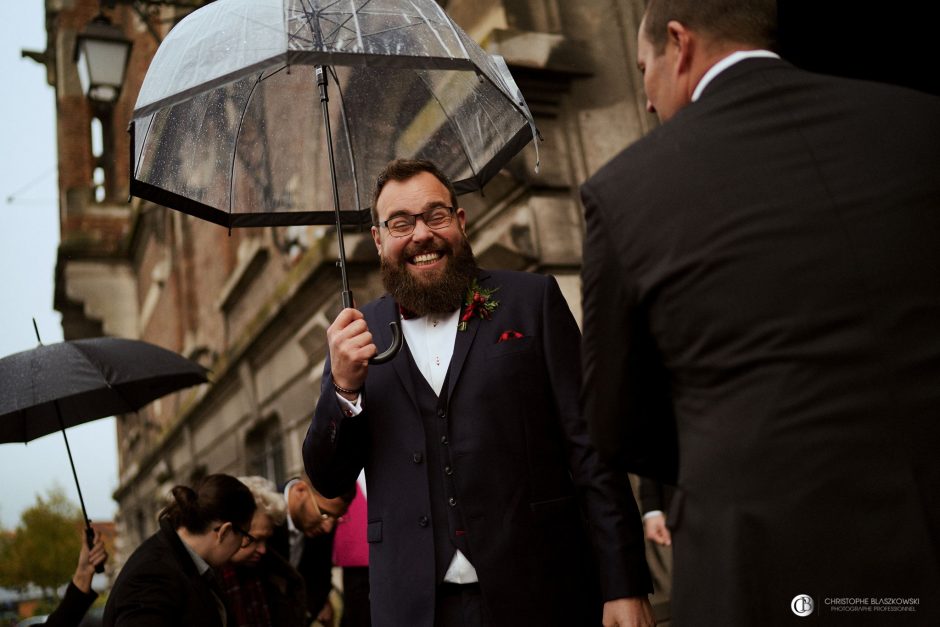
[539,275,653,600]
[43,581,97,627]
[580,182,679,484]
[303,354,368,499]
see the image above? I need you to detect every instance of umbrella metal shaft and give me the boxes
[317,65,353,309]
[53,399,102,571]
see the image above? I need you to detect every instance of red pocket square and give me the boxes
[497,329,524,342]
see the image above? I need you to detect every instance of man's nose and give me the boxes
[646,99,656,114]
[410,216,434,241]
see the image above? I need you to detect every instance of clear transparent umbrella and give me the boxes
[130,0,539,362]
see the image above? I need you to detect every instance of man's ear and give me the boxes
[667,20,694,75]
[371,225,382,255]
[215,521,232,544]
[456,207,467,233]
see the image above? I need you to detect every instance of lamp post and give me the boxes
[74,14,132,105]
[74,14,132,203]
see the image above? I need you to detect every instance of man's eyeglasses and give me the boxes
[318,511,345,524]
[216,523,257,548]
[378,206,455,238]
[313,498,346,525]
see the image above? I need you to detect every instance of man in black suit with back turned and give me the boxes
[580,0,940,625]
[305,159,654,627]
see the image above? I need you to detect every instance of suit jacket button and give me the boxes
[418,515,429,527]
[448,497,457,507]
[437,408,446,419]
[412,452,423,464]
[444,465,454,476]
[440,436,448,445]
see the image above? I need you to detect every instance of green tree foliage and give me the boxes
[0,486,83,596]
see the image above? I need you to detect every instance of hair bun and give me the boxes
[168,485,199,527]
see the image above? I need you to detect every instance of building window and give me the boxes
[246,415,286,485]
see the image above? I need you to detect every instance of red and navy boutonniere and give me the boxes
[458,280,499,331]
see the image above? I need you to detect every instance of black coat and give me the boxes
[44,581,96,627]
[103,518,226,627]
[581,57,940,625]
[305,269,651,627]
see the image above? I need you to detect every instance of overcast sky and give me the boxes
[0,3,119,530]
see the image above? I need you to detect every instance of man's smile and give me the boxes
[410,251,444,266]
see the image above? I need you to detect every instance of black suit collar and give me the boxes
[697,56,791,101]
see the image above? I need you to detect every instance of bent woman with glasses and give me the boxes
[103,474,256,627]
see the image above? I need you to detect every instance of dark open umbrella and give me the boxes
[0,334,208,566]
[129,0,539,363]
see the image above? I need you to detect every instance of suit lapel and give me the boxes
[445,270,490,403]
[374,295,421,413]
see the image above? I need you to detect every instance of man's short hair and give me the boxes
[371,159,459,224]
[643,0,777,54]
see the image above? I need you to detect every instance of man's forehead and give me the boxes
[376,173,450,215]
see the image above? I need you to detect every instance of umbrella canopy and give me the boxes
[129,0,539,228]
[0,337,208,443]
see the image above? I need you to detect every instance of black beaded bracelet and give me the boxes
[333,381,361,395]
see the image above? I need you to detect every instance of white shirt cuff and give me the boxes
[336,391,363,416]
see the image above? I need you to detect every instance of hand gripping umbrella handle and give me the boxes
[85,523,104,574]
[342,290,403,365]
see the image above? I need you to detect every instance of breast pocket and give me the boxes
[485,336,534,359]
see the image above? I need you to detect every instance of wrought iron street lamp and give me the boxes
[74,15,132,105]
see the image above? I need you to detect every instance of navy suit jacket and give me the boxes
[581,58,940,625]
[305,269,651,627]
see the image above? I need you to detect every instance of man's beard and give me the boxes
[381,236,479,316]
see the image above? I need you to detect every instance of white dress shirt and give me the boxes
[283,479,304,567]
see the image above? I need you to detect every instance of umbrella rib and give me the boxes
[428,0,471,60]
[326,65,363,218]
[311,1,435,52]
[407,0,454,58]
[228,73,268,217]
[331,0,375,50]
[415,71,480,187]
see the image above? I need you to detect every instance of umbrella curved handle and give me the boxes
[370,321,403,365]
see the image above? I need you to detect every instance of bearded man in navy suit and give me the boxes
[304,159,653,627]
[580,0,940,624]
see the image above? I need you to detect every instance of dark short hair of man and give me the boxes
[371,158,459,224]
[643,0,777,54]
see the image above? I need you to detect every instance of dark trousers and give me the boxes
[435,583,487,627]
[341,566,371,627]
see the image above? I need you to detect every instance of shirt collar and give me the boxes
[284,478,300,534]
[178,531,212,576]
[692,49,780,102]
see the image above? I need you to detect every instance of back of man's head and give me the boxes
[643,0,777,54]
